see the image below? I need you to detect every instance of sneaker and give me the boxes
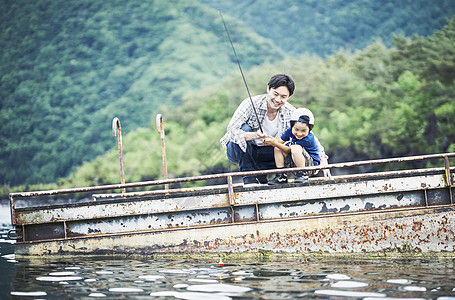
[268,173,288,185]
[294,171,309,184]
[243,176,259,185]
[257,175,268,184]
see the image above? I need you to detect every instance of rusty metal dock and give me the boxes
[9,153,455,255]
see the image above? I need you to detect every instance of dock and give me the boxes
[8,153,455,256]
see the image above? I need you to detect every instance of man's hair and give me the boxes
[268,74,295,96]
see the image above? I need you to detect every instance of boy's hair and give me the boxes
[291,116,314,131]
[268,74,295,96]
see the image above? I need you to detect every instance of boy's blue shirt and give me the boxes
[281,128,320,165]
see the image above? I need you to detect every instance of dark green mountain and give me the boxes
[1,0,454,187]
[201,0,455,56]
[0,0,283,186]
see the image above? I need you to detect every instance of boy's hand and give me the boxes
[263,137,276,146]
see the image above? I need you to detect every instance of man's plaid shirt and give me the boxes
[220,94,294,152]
[220,94,328,159]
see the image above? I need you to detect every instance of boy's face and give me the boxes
[266,85,290,111]
[292,122,310,140]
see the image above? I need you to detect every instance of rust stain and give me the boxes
[412,221,423,231]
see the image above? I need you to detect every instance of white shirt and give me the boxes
[254,114,279,146]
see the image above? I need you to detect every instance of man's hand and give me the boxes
[256,131,267,140]
[245,131,267,141]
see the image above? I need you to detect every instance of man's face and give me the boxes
[267,85,290,111]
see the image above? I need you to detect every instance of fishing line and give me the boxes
[218,9,263,133]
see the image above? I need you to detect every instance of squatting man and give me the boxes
[220,73,332,184]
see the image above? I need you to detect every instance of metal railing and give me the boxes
[9,153,455,225]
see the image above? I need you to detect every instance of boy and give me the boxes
[265,108,320,184]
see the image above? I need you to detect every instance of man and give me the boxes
[220,74,332,184]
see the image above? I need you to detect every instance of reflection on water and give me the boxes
[1,203,455,299]
[3,255,455,299]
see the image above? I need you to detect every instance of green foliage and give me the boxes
[200,0,455,57]
[0,0,282,187]
[124,17,455,186]
[1,0,455,196]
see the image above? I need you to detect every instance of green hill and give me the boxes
[1,0,454,189]
[201,0,455,56]
[0,0,283,186]
[8,16,453,198]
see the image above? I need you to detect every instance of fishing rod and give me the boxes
[218,9,263,133]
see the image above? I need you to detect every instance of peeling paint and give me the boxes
[9,160,455,255]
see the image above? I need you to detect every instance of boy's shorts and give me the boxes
[284,143,314,176]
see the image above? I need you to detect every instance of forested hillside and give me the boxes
[7,16,454,197]
[202,0,455,56]
[1,0,454,190]
[0,0,283,186]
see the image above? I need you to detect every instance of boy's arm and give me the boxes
[264,137,290,153]
[313,135,333,180]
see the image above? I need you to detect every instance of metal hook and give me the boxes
[7,229,20,240]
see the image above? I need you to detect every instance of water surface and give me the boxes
[1,203,455,299]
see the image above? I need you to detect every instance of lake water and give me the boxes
[1,203,455,299]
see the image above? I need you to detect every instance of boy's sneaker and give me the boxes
[268,173,288,185]
[257,175,268,184]
[294,171,309,184]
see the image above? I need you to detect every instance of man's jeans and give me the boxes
[226,124,276,183]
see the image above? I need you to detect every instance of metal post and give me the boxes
[9,194,15,226]
[156,114,169,190]
[227,175,234,206]
[227,175,235,223]
[112,117,126,194]
[444,155,452,187]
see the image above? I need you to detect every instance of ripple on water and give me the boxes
[331,280,369,288]
[364,298,425,300]
[387,278,411,284]
[403,286,427,292]
[95,270,113,275]
[149,291,232,300]
[36,276,83,281]
[10,291,47,297]
[188,278,219,283]
[1,254,15,260]
[186,283,252,293]
[109,287,144,293]
[49,271,75,276]
[315,289,386,298]
[159,269,193,274]
[88,292,106,297]
[3,253,455,300]
[138,274,165,281]
[0,239,15,244]
[325,274,350,280]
